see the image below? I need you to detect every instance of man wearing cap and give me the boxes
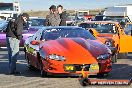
[6,13,29,74]
[45,5,61,26]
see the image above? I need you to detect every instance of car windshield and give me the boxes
[42,27,96,40]
[79,23,117,33]
[29,18,45,26]
[104,18,129,23]
[104,18,129,28]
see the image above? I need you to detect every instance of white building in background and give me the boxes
[0,2,21,20]
[104,5,132,22]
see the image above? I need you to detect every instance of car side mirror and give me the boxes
[30,40,40,45]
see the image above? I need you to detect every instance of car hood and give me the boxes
[40,38,110,64]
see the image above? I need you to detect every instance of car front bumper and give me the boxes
[42,60,99,75]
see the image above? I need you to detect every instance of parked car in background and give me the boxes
[66,16,76,26]
[24,26,112,77]
[94,15,105,21]
[0,27,37,48]
[79,21,132,61]
[104,17,129,28]
[0,23,43,48]
[28,17,46,29]
[0,17,46,48]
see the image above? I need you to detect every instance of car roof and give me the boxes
[80,21,119,24]
[46,26,82,29]
[41,26,84,30]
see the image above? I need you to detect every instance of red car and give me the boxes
[24,26,112,77]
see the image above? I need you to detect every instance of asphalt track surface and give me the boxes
[0,50,132,88]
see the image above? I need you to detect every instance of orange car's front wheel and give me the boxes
[40,60,48,77]
[25,51,36,70]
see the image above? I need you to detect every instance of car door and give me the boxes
[119,33,132,53]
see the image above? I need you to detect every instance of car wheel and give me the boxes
[25,51,36,70]
[40,63,47,77]
[111,53,117,63]
[117,53,128,59]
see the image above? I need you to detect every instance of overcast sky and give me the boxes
[2,0,132,11]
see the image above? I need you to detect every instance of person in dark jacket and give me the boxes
[45,5,61,26]
[6,13,29,74]
[57,5,67,26]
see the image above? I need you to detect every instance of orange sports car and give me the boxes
[24,26,112,77]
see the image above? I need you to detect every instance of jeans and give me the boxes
[6,37,20,73]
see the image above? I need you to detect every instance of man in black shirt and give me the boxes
[57,5,67,26]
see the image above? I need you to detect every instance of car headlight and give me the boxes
[48,54,66,61]
[97,54,110,60]
[105,41,112,47]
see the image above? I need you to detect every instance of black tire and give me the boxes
[40,60,48,77]
[117,53,128,59]
[111,54,117,63]
[25,51,36,70]
[36,53,48,77]
[40,62,47,77]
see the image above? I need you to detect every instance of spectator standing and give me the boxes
[45,5,61,26]
[6,13,29,74]
[57,5,67,26]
